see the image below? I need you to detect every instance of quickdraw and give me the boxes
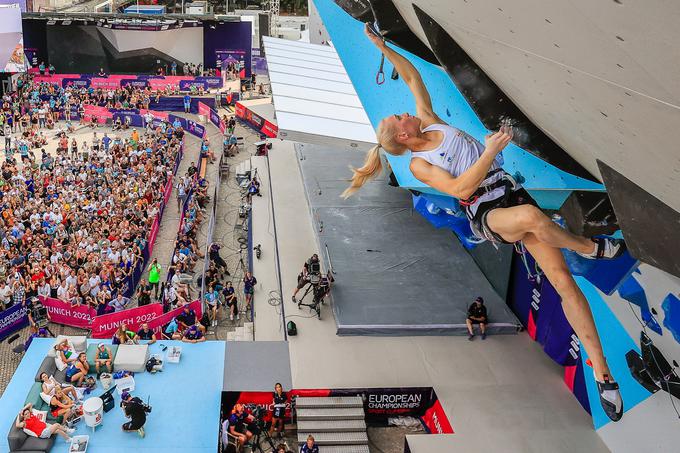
[376,54,386,85]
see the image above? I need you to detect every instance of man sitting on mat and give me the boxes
[466,297,488,341]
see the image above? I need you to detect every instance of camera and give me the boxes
[28,297,49,328]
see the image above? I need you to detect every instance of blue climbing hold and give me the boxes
[661,294,680,344]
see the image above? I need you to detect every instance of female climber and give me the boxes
[343,23,625,422]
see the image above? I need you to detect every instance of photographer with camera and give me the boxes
[291,254,321,303]
[120,391,150,438]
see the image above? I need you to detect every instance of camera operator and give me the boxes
[228,404,255,449]
[291,254,321,303]
[120,391,150,438]
[24,297,55,336]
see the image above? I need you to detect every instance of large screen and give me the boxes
[0,4,25,73]
[46,25,204,74]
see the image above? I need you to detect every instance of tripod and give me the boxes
[296,280,325,320]
[248,426,277,453]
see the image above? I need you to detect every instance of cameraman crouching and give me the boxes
[120,391,149,438]
[291,254,321,303]
[228,404,255,450]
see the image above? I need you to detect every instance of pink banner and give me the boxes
[91,78,121,89]
[149,78,173,90]
[90,303,164,339]
[83,105,112,124]
[33,75,65,85]
[40,296,96,329]
[147,300,202,335]
[163,175,173,204]
[147,218,160,258]
[198,101,211,118]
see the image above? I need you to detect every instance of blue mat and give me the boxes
[0,338,225,452]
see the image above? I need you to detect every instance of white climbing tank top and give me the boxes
[410,123,508,215]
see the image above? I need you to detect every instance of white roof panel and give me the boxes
[263,36,376,150]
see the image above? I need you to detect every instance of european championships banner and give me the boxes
[0,303,29,341]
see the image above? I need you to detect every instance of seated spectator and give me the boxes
[54,339,77,370]
[204,283,219,327]
[300,435,319,453]
[182,324,206,343]
[113,324,138,345]
[176,304,205,334]
[163,317,179,340]
[39,372,77,403]
[466,297,488,341]
[64,352,89,386]
[135,323,157,344]
[48,388,75,420]
[15,403,74,442]
[94,343,113,376]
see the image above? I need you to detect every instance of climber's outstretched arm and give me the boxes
[365,24,443,127]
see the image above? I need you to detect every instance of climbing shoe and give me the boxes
[596,374,623,422]
[579,238,626,260]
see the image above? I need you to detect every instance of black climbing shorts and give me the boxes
[471,188,539,244]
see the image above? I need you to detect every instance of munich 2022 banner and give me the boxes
[90,304,164,339]
[40,296,96,329]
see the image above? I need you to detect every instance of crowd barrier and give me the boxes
[33,73,224,90]
[234,101,278,138]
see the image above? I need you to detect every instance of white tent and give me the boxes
[262,36,376,151]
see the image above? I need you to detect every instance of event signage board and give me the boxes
[90,303,164,339]
[197,101,211,118]
[40,297,96,329]
[223,386,453,432]
[121,79,149,88]
[90,77,120,89]
[179,79,208,91]
[421,399,454,434]
[0,303,29,341]
[61,78,90,88]
[196,76,223,88]
[235,101,278,138]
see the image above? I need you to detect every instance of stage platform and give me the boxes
[295,143,521,336]
[0,339,224,453]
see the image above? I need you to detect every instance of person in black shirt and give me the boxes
[136,283,151,307]
[466,297,488,341]
[120,391,148,438]
[135,323,157,344]
[269,383,287,437]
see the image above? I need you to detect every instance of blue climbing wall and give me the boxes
[314,0,680,444]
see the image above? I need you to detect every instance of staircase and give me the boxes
[296,396,369,453]
[226,321,254,341]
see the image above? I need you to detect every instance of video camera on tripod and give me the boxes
[27,297,49,328]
